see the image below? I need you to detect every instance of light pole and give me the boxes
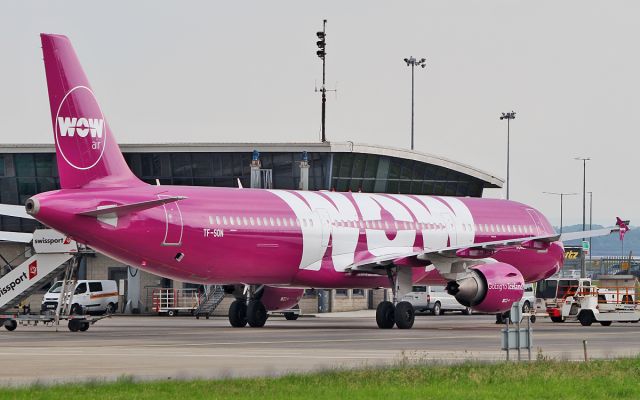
[588,192,593,267]
[316,20,327,143]
[500,111,516,199]
[575,157,591,278]
[542,192,578,233]
[404,56,426,150]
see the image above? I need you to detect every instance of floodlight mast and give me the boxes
[574,157,591,278]
[499,111,516,199]
[404,56,427,151]
[316,20,327,142]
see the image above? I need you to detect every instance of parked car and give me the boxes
[521,284,536,313]
[42,280,119,315]
[401,285,472,315]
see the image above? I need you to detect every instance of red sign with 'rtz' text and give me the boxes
[28,260,38,280]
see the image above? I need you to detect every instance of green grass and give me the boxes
[1,358,640,400]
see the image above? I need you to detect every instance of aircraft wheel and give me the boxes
[3,319,17,331]
[79,322,90,332]
[284,312,299,321]
[376,301,395,329]
[579,311,594,326]
[394,301,415,329]
[68,319,81,332]
[228,300,247,328]
[247,301,267,328]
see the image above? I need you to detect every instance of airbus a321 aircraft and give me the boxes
[3,34,628,330]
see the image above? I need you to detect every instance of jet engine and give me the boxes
[445,263,524,313]
[260,286,304,311]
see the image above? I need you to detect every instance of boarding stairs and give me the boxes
[0,229,77,313]
[194,285,225,319]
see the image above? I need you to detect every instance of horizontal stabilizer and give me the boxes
[77,196,186,217]
[0,204,34,220]
[0,231,33,243]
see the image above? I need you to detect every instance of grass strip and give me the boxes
[1,358,639,400]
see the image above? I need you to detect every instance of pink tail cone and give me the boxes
[41,34,143,189]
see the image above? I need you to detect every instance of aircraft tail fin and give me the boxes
[40,34,144,189]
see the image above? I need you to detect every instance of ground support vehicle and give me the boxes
[536,277,592,322]
[549,276,639,326]
[152,288,200,316]
[268,306,301,320]
[0,312,108,332]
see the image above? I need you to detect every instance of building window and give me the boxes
[335,289,348,297]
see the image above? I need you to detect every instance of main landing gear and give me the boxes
[376,266,415,329]
[227,285,268,328]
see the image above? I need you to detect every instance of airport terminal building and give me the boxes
[0,141,502,314]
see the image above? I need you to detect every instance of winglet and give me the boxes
[616,217,630,240]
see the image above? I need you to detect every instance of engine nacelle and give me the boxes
[446,263,524,313]
[260,286,304,311]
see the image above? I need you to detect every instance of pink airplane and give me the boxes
[10,34,628,329]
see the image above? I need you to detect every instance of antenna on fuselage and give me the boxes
[155,179,161,186]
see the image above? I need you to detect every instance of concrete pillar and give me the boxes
[124,266,142,314]
[250,149,262,189]
[299,151,309,191]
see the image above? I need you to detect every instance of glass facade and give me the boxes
[330,153,484,197]
[0,150,487,232]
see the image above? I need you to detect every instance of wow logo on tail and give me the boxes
[54,86,107,170]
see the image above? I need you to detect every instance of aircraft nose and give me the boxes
[25,197,40,216]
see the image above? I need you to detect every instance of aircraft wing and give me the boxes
[0,204,33,220]
[346,217,628,271]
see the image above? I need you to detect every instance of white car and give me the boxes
[520,284,536,313]
[401,285,472,315]
[42,280,119,315]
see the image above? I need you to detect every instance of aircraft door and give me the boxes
[440,213,457,246]
[158,195,184,246]
[526,209,544,235]
[314,209,331,249]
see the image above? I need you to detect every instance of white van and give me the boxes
[41,280,119,315]
[401,285,472,315]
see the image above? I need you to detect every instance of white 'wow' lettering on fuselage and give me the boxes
[268,191,475,272]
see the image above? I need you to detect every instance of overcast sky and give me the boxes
[1,1,637,226]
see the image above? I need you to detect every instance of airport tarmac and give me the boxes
[0,313,639,385]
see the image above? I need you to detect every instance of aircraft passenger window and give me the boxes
[229,216,235,225]
[376,221,382,229]
[277,217,283,226]
[222,216,228,225]
[309,219,314,227]
[296,219,301,227]
[208,216,214,225]
[302,219,307,227]
[256,217,262,226]
[243,217,249,226]
[517,226,522,233]
[384,221,390,230]
[269,217,275,226]
[289,218,295,226]
[216,216,221,225]
[249,217,255,225]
